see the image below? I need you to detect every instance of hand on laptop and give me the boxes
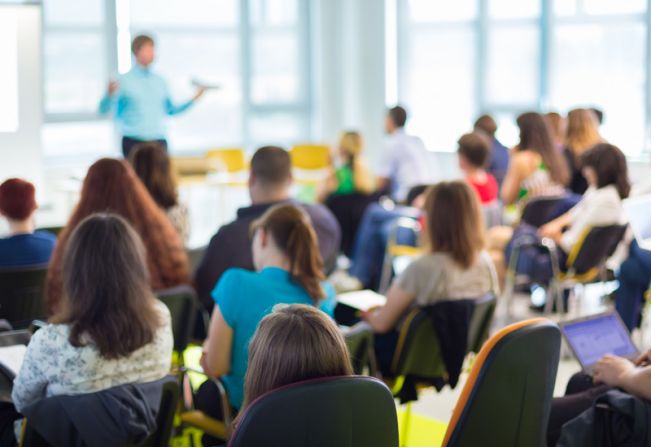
[634,348,651,367]
[593,354,636,387]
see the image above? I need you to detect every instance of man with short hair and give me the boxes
[194,146,341,310]
[377,105,433,203]
[99,34,206,158]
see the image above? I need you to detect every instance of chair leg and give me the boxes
[400,401,412,447]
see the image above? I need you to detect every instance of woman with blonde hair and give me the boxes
[363,181,498,374]
[319,131,374,201]
[563,108,604,194]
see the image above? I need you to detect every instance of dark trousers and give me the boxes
[195,380,236,447]
[121,136,168,159]
[615,240,651,331]
[547,372,612,446]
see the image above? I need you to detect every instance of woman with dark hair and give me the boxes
[363,181,498,374]
[236,304,352,422]
[196,203,336,438]
[506,144,630,289]
[500,112,569,206]
[46,158,191,315]
[12,213,173,411]
[129,142,190,242]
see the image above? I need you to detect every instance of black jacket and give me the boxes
[20,377,171,447]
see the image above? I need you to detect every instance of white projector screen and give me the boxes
[0,10,19,133]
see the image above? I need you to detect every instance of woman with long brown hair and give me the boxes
[12,213,173,412]
[46,158,190,315]
[501,112,569,205]
[196,203,336,432]
[129,142,190,242]
[238,304,352,416]
[563,108,604,195]
[363,181,498,374]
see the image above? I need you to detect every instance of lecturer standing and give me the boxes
[99,34,206,158]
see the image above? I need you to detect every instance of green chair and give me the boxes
[156,285,201,367]
[443,319,561,447]
[389,294,497,447]
[0,264,48,329]
[343,322,379,377]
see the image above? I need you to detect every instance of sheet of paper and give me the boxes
[337,289,387,312]
[0,345,27,376]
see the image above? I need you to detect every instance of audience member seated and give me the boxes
[500,112,569,206]
[0,179,56,268]
[487,112,570,283]
[233,304,353,426]
[547,348,651,446]
[5,214,173,443]
[506,144,630,290]
[129,142,190,243]
[545,111,566,152]
[457,132,499,205]
[615,240,651,331]
[563,108,604,195]
[376,105,433,202]
[343,185,428,292]
[473,114,509,186]
[46,159,190,315]
[319,130,374,201]
[362,181,498,375]
[195,204,336,444]
[194,146,340,311]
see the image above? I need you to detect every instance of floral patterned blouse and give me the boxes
[11,301,173,412]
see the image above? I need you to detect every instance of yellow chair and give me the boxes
[171,156,212,184]
[289,144,330,170]
[206,148,247,174]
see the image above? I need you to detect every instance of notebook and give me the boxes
[560,312,639,374]
[624,194,651,250]
[337,290,387,312]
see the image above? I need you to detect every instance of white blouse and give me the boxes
[11,301,173,412]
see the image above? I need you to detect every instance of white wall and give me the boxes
[0,4,42,187]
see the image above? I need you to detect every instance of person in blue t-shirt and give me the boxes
[0,179,56,268]
[195,203,336,443]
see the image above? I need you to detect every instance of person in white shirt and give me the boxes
[377,106,434,203]
[507,143,630,291]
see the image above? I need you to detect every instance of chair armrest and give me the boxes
[181,367,233,438]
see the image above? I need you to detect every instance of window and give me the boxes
[42,0,311,157]
[394,0,650,154]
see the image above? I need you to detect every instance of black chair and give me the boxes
[343,322,378,376]
[0,264,48,329]
[520,195,569,228]
[20,377,180,447]
[325,192,378,257]
[443,318,561,447]
[228,376,398,447]
[156,285,201,367]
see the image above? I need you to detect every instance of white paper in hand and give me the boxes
[337,290,386,311]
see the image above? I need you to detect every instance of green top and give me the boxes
[334,164,356,195]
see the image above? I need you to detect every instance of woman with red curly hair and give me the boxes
[46,159,190,315]
[0,178,56,268]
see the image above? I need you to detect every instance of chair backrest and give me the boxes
[520,195,567,228]
[206,148,247,173]
[343,323,377,376]
[443,319,561,447]
[290,144,330,170]
[0,264,48,329]
[228,376,398,447]
[129,379,180,447]
[566,224,628,276]
[391,295,497,379]
[156,285,198,354]
[185,245,207,273]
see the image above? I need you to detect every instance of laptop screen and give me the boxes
[562,313,638,369]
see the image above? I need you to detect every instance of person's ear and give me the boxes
[249,172,256,189]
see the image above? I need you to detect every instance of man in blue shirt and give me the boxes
[474,114,509,187]
[98,34,205,158]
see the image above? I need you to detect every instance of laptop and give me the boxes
[624,194,651,250]
[559,312,639,374]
